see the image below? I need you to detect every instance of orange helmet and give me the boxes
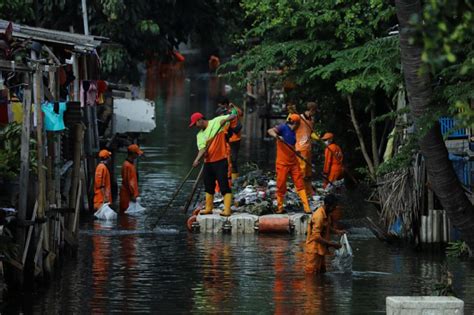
[128,144,144,155]
[98,149,112,159]
[321,132,334,140]
[287,114,300,124]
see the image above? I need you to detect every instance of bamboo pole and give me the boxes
[32,50,46,219]
[22,202,38,265]
[69,124,84,237]
[18,76,31,233]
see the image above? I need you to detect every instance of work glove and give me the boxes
[311,132,320,141]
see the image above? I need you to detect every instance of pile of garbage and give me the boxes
[210,169,345,216]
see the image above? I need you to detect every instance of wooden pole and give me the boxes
[32,50,46,219]
[15,74,32,287]
[18,76,31,227]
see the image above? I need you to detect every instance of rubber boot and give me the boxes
[220,193,232,217]
[200,193,214,215]
[231,173,239,181]
[297,190,312,214]
[276,195,285,214]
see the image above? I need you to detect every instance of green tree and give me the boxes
[224,0,400,180]
[395,0,474,249]
[0,0,242,82]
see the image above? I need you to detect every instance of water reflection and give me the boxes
[12,68,474,314]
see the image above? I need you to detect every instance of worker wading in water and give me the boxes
[120,144,144,213]
[268,114,312,214]
[190,111,236,216]
[217,97,243,181]
[295,101,318,196]
[93,149,112,210]
[321,132,344,189]
[305,194,345,274]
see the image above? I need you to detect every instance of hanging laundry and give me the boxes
[9,92,23,123]
[80,80,98,107]
[0,89,9,124]
[42,101,66,131]
[96,80,108,105]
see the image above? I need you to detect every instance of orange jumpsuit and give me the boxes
[275,135,305,206]
[305,206,332,274]
[323,143,344,188]
[93,162,112,210]
[295,114,314,196]
[120,159,139,213]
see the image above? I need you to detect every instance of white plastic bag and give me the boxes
[331,234,353,273]
[125,198,146,216]
[94,203,117,221]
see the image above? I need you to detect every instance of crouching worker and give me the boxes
[268,114,311,214]
[94,149,112,210]
[190,112,236,216]
[120,144,144,213]
[305,194,345,274]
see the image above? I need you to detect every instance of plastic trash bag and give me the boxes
[125,198,146,216]
[331,234,353,273]
[94,203,117,221]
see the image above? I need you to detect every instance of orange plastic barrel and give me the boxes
[187,215,197,232]
[258,216,290,233]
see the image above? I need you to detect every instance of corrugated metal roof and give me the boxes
[0,19,106,52]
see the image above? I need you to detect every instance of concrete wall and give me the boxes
[386,296,463,315]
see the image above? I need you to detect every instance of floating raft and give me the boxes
[187,212,310,235]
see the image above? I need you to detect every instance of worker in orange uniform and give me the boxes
[305,194,345,274]
[190,112,236,216]
[295,101,318,196]
[321,132,344,189]
[217,97,243,180]
[93,149,112,210]
[120,144,144,213]
[268,114,312,214]
[208,55,220,72]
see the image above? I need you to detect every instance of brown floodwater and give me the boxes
[4,68,473,314]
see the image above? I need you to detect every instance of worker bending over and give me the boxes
[305,194,345,274]
[295,101,317,196]
[94,149,112,210]
[120,144,144,213]
[268,114,311,214]
[190,111,236,216]
[217,97,243,180]
[321,133,344,189]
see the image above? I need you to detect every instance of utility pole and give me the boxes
[81,0,89,36]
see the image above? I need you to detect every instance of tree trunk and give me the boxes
[347,95,376,179]
[370,104,380,168]
[395,0,474,248]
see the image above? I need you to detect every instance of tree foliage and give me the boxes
[224,0,400,179]
[0,0,242,82]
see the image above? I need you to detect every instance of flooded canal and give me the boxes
[6,70,474,313]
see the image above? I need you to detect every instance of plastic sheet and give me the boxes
[125,198,146,216]
[94,203,117,221]
[331,234,353,273]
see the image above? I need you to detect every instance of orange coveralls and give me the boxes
[93,162,112,210]
[323,143,344,188]
[295,114,314,196]
[275,137,305,208]
[305,206,332,274]
[120,159,139,212]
